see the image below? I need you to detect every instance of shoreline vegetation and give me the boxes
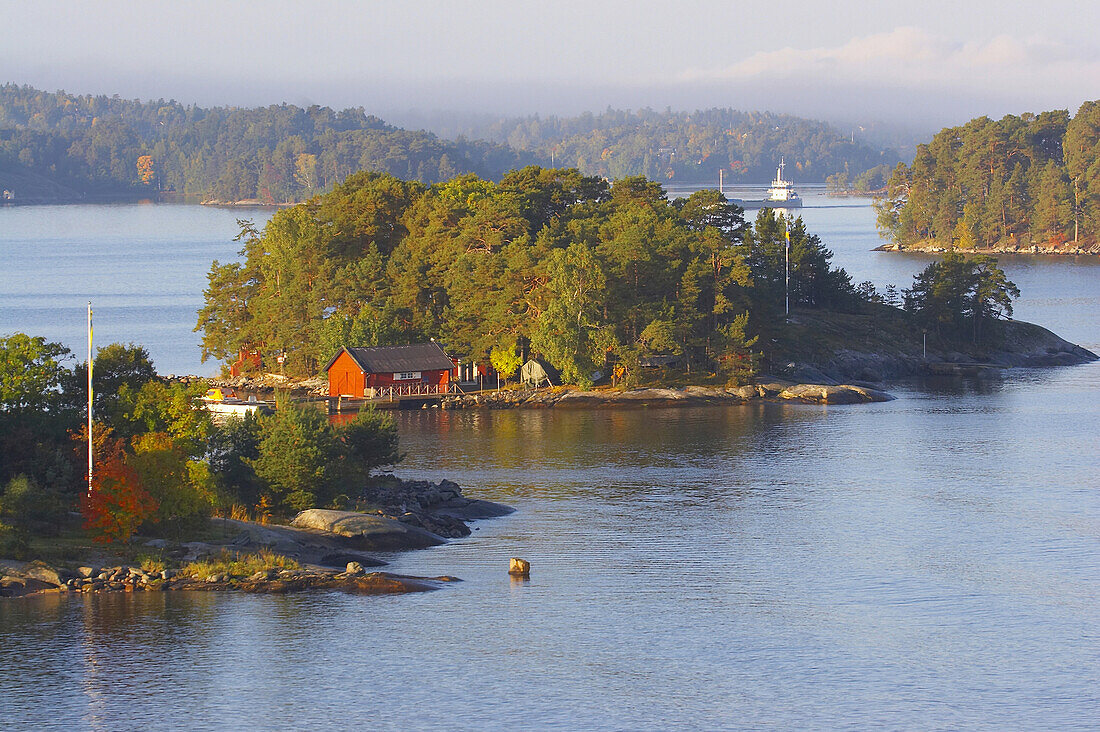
[0,335,523,599]
[1,477,512,599]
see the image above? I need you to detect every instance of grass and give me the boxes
[181,548,300,579]
[137,553,167,573]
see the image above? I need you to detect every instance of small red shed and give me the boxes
[325,343,455,398]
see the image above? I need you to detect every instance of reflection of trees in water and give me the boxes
[392,405,832,502]
[915,375,1006,398]
[72,592,320,723]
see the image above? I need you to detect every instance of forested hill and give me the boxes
[0,84,529,203]
[875,101,1100,253]
[0,85,902,203]
[416,108,901,185]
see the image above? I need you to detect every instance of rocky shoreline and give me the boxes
[164,316,1097,414]
[774,316,1099,384]
[1,478,512,599]
[440,382,896,409]
[873,241,1100,256]
[0,559,456,598]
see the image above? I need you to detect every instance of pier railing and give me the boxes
[367,383,453,400]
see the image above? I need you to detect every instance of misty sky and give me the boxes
[3,1,1098,131]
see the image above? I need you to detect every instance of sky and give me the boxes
[2,1,1098,134]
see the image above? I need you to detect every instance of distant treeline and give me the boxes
[446,108,901,184]
[875,101,1100,250]
[1,85,902,203]
[0,84,528,202]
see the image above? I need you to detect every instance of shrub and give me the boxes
[182,548,299,579]
[250,403,340,513]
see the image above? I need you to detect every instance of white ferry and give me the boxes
[729,158,803,209]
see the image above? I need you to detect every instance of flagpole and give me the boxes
[87,302,93,497]
[784,217,790,319]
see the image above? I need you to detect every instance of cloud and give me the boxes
[678,27,1100,99]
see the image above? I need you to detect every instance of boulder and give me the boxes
[728,385,758,400]
[508,558,530,577]
[756,381,793,398]
[7,560,65,587]
[433,498,515,521]
[1,576,57,597]
[778,383,895,404]
[291,509,446,550]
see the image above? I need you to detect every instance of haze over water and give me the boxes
[1,197,1098,729]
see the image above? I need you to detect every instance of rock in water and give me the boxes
[508,558,530,577]
[346,562,365,575]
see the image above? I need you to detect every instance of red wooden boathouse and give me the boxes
[325,343,455,398]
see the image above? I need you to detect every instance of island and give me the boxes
[874,101,1099,256]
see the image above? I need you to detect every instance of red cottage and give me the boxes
[325,343,455,398]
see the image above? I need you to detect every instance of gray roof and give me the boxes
[325,343,454,373]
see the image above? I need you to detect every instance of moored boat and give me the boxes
[196,387,274,419]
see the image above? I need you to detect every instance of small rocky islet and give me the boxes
[0,478,512,599]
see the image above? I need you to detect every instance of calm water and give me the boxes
[0,203,275,376]
[1,198,1099,730]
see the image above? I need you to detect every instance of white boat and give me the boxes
[196,388,274,419]
[730,158,803,209]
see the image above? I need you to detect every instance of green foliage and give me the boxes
[129,432,215,537]
[194,167,879,385]
[317,304,405,368]
[530,242,611,388]
[250,403,340,514]
[0,334,78,486]
[182,548,299,579]
[0,474,68,536]
[745,209,857,319]
[67,342,159,423]
[903,251,1020,343]
[875,103,1099,249]
[338,407,403,482]
[0,333,72,415]
[207,413,264,509]
[0,519,30,559]
[444,107,899,184]
[111,380,213,456]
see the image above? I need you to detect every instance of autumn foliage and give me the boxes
[136,154,155,185]
[78,427,157,544]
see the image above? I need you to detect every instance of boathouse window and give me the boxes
[394,371,421,381]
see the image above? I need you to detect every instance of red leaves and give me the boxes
[76,428,158,544]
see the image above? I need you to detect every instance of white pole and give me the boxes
[87,302,93,497]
